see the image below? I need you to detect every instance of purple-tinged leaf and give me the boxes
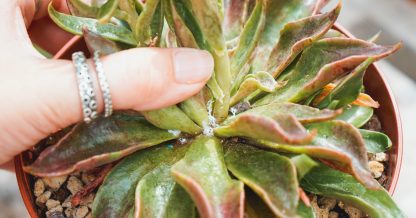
[317,58,374,109]
[255,38,402,106]
[267,2,341,78]
[258,120,379,189]
[92,144,189,218]
[24,113,179,177]
[224,143,299,217]
[215,113,316,145]
[229,102,342,124]
[251,0,325,73]
[171,136,244,218]
[82,27,122,55]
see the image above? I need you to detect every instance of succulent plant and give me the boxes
[25,0,405,217]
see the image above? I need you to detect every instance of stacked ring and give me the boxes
[93,51,113,117]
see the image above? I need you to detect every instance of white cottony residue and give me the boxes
[230,107,238,117]
[203,99,218,136]
[168,130,181,137]
[178,138,188,144]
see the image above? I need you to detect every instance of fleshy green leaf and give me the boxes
[24,113,178,177]
[97,0,119,23]
[171,136,244,218]
[48,3,136,45]
[230,102,341,124]
[231,71,283,106]
[250,0,324,73]
[267,2,341,78]
[254,38,402,106]
[258,120,379,189]
[82,27,122,55]
[230,0,266,81]
[360,129,392,153]
[215,113,316,144]
[67,0,99,17]
[134,0,162,47]
[171,0,231,121]
[134,165,195,218]
[92,144,189,218]
[179,89,210,127]
[244,188,276,218]
[337,105,373,128]
[142,106,202,135]
[296,201,315,218]
[224,143,299,218]
[301,164,405,218]
[291,154,319,180]
[317,58,374,109]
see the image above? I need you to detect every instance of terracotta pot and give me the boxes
[14,24,403,217]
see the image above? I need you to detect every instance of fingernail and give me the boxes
[173,49,214,84]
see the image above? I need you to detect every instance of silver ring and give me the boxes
[72,52,98,123]
[93,51,113,117]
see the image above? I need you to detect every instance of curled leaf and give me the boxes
[215,113,316,145]
[267,2,341,78]
[24,113,178,177]
[255,38,402,106]
[224,143,299,218]
[92,144,189,218]
[233,102,342,124]
[316,58,376,109]
[250,0,323,73]
[360,129,392,153]
[231,71,284,106]
[171,136,244,218]
[258,120,379,189]
[301,164,405,218]
[290,154,319,180]
[48,2,136,45]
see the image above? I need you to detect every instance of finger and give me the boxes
[103,48,214,111]
[18,0,68,26]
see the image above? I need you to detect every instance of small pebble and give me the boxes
[85,212,92,218]
[375,152,388,162]
[318,197,337,210]
[311,196,330,218]
[64,208,73,217]
[46,205,63,218]
[34,179,45,197]
[47,211,65,218]
[43,176,68,191]
[46,199,61,210]
[329,211,339,218]
[344,205,363,218]
[62,196,72,208]
[67,176,84,195]
[73,205,89,218]
[36,191,52,207]
[368,160,384,178]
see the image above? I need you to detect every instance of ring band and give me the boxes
[93,51,113,117]
[72,52,98,123]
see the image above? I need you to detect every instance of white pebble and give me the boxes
[67,176,84,195]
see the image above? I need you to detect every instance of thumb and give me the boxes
[103,48,214,111]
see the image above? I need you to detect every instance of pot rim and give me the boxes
[14,24,404,217]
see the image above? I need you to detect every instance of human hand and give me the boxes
[0,0,214,170]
